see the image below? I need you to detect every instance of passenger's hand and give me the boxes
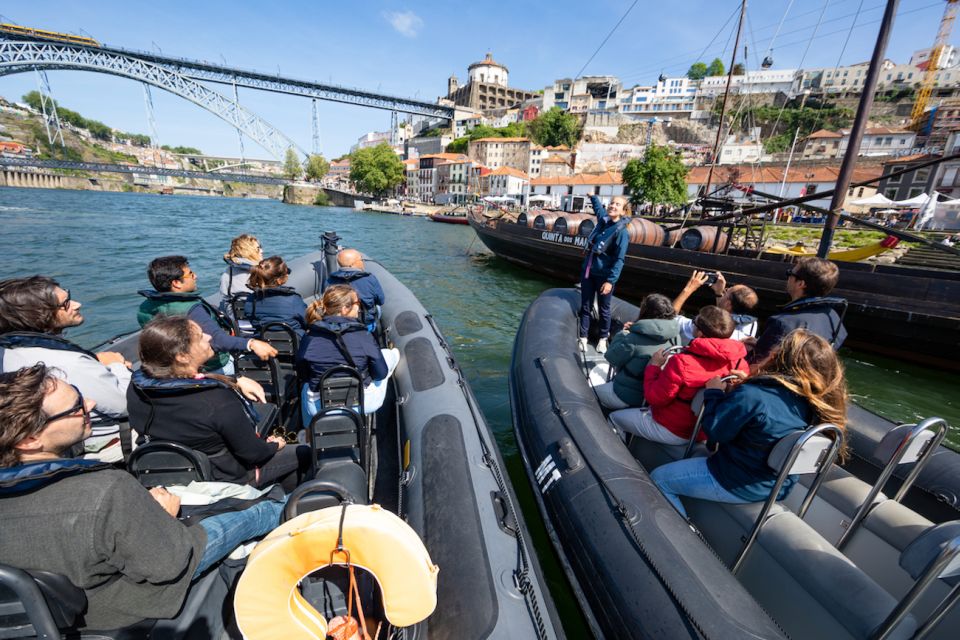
[96,351,127,366]
[685,270,710,292]
[266,435,287,450]
[149,487,181,517]
[649,349,667,368]
[249,339,278,360]
[705,376,728,390]
[711,272,727,296]
[236,377,266,403]
[600,282,613,295]
[622,321,633,330]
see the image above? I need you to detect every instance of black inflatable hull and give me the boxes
[510,288,786,639]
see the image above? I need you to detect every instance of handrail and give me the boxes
[682,374,742,459]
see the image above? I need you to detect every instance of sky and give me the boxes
[1,0,954,160]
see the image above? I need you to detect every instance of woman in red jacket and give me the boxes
[609,306,747,444]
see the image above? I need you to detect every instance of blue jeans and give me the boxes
[192,499,284,578]
[579,274,613,339]
[650,457,750,518]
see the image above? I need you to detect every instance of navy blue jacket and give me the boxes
[296,316,387,389]
[701,378,814,502]
[581,195,629,284]
[326,269,386,312]
[243,286,308,337]
[749,296,848,364]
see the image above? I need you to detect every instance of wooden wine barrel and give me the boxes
[555,213,596,237]
[534,212,563,231]
[680,226,729,253]
[516,210,538,227]
[663,227,684,247]
[625,218,665,246]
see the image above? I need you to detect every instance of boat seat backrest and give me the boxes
[260,322,300,363]
[127,441,215,488]
[308,408,364,467]
[0,563,86,638]
[318,365,364,412]
[767,431,834,476]
[873,424,938,468]
[283,476,366,522]
[900,522,960,586]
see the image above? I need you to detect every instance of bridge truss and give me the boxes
[0,39,306,161]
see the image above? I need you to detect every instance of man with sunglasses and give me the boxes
[0,276,131,457]
[747,256,848,371]
[138,256,277,373]
[0,364,284,631]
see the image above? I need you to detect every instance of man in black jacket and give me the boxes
[0,364,283,630]
[748,257,848,370]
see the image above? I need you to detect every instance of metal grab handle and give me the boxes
[682,374,742,459]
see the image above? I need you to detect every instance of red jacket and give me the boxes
[643,337,748,440]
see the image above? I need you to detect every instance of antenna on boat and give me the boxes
[703,0,747,203]
[816,0,900,258]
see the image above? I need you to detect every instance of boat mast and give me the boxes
[703,0,748,201]
[817,0,900,257]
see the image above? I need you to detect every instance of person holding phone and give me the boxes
[672,270,759,344]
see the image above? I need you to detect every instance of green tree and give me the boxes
[707,58,725,77]
[446,137,468,153]
[732,63,746,75]
[161,145,203,155]
[622,144,688,207]
[528,107,581,148]
[686,62,708,80]
[349,143,404,196]
[305,154,330,181]
[283,148,303,180]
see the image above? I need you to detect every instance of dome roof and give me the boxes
[468,52,508,73]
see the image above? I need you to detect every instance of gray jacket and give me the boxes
[0,463,206,629]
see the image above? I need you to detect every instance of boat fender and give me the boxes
[234,504,439,639]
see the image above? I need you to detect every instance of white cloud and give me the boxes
[383,10,423,38]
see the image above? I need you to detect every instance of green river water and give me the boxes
[1,188,957,634]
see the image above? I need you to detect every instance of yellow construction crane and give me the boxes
[911,0,960,130]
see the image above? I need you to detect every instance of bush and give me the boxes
[314,190,332,206]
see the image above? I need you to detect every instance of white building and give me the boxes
[910,46,958,70]
[838,127,917,157]
[454,114,485,138]
[529,172,625,211]
[618,77,698,119]
[698,69,800,97]
[542,76,621,113]
[485,166,529,203]
[717,133,764,165]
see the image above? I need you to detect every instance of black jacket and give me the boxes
[749,296,848,364]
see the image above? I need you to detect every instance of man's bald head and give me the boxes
[338,249,363,268]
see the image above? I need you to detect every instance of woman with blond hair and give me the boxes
[578,195,630,354]
[650,329,847,517]
[219,234,263,303]
[244,256,307,336]
[296,285,400,421]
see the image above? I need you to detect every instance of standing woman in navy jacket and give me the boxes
[244,256,308,337]
[651,329,848,517]
[579,194,630,353]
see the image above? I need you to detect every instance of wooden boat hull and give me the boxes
[429,213,469,225]
[470,217,960,371]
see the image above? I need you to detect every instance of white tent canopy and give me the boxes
[851,193,896,206]
[892,193,933,207]
[483,196,517,203]
[939,198,960,206]
[528,194,553,202]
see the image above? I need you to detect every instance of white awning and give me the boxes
[892,193,932,207]
[850,193,896,206]
[528,194,553,202]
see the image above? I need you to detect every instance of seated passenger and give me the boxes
[609,306,747,444]
[672,270,759,343]
[593,294,679,410]
[297,285,399,420]
[0,276,131,455]
[219,233,262,309]
[243,256,307,337]
[326,248,385,330]
[748,256,847,371]
[138,255,277,374]
[126,316,310,492]
[0,364,284,631]
[651,330,847,517]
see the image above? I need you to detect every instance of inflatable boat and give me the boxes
[510,288,959,640]
[0,232,559,640]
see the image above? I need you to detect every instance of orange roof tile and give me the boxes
[543,156,570,164]
[806,129,843,139]
[488,166,529,179]
[880,153,938,165]
[531,171,623,186]
[419,153,470,161]
[685,164,882,185]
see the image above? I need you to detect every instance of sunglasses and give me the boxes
[785,269,798,279]
[44,384,89,424]
[57,289,72,310]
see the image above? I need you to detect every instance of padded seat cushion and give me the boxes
[900,521,960,586]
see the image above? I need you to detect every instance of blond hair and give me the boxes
[611,196,632,216]
[306,284,356,324]
[224,234,261,263]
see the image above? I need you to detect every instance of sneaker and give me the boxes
[578,337,588,350]
[596,338,608,354]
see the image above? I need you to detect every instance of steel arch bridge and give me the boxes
[0,39,306,161]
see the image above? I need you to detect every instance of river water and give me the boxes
[1,188,958,632]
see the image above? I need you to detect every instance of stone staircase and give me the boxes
[896,245,960,270]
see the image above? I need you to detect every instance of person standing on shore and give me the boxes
[578,195,630,354]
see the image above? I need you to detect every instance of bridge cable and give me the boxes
[141,83,161,168]
[233,78,247,173]
[33,69,64,148]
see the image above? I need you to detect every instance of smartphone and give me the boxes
[705,272,719,286]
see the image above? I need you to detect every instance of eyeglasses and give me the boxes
[285,267,292,276]
[57,289,72,310]
[785,269,798,279]
[44,384,89,424]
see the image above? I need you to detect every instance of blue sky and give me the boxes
[1,0,951,159]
